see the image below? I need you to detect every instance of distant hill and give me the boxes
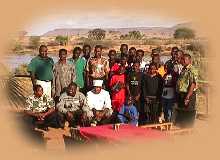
[42,22,192,38]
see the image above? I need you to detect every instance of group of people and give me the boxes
[25,43,198,130]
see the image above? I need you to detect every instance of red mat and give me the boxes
[79,124,166,143]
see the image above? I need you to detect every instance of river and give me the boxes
[2,54,170,71]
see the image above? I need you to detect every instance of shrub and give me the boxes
[174,27,195,39]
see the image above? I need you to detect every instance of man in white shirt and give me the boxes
[86,80,113,125]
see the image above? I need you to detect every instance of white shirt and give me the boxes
[140,61,147,69]
[86,89,112,111]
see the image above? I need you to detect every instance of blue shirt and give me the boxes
[118,104,139,126]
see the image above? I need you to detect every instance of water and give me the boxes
[2,54,59,71]
[2,54,170,71]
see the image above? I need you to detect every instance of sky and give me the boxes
[24,11,188,36]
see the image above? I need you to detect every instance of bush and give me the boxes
[88,29,106,40]
[55,35,68,46]
[174,27,195,39]
[29,36,40,49]
[76,38,116,49]
[120,31,144,40]
[186,41,206,57]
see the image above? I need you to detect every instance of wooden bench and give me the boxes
[140,122,173,131]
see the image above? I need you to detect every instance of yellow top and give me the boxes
[157,65,166,77]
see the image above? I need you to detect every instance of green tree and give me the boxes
[173,27,195,39]
[29,36,40,49]
[128,31,144,40]
[55,35,68,46]
[120,30,144,40]
[88,28,106,40]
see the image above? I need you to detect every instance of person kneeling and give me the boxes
[118,96,139,126]
[56,82,93,128]
[24,85,59,130]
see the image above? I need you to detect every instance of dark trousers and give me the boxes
[91,110,119,125]
[31,112,60,129]
[143,98,161,124]
[176,92,197,127]
[57,110,90,127]
[161,98,175,122]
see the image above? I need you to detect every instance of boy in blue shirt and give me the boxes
[118,96,139,126]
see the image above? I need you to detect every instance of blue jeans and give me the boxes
[161,98,175,122]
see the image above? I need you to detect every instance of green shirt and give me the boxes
[176,64,198,93]
[28,56,54,81]
[68,57,86,88]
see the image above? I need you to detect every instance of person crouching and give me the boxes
[24,85,59,130]
[56,82,93,128]
[118,96,139,126]
[86,80,114,125]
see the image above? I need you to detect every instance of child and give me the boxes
[118,96,139,126]
[25,85,59,130]
[109,65,126,112]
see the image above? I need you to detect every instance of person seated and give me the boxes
[86,80,113,125]
[24,85,59,130]
[56,82,93,128]
[118,96,139,126]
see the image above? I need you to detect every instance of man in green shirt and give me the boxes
[176,53,198,127]
[68,47,86,93]
[28,45,54,98]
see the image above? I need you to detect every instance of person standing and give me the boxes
[136,49,147,72]
[86,45,109,89]
[142,63,163,123]
[161,65,178,122]
[28,45,54,98]
[68,47,86,92]
[52,49,75,102]
[120,44,129,58]
[82,44,92,62]
[152,54,166,77]
[176,53,198,127]
[173,50,184,75]
[126,61,142,114]
[127,47,136,67]
[108,49,120,78]
[109,65,127,112]
[165,47,179,73]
